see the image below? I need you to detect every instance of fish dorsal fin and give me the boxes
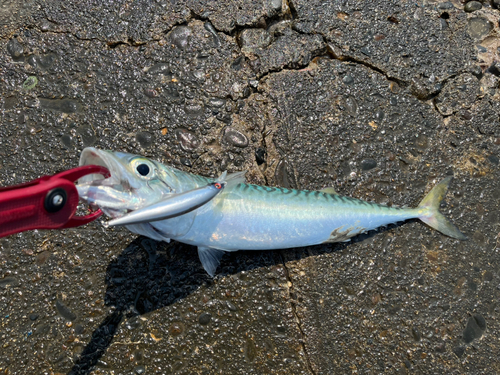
[319,187,338,195]
[217,170,246,189]
[198,247,226,277]
[216,170,228,182]
[196,170,247,215]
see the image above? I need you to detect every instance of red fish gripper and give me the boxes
[0,165,109,238]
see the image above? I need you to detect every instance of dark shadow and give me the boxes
[68,237,212,374]
[68,221,406,374]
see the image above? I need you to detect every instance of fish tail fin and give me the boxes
[417,176,467,240]
[217,170,247,189]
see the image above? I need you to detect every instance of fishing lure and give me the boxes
[107,179,226,226]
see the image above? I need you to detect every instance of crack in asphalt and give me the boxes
[259,124,271,186]
[429,70,484,117]
[279,252,317,375]
[35,0,476,116]
[324,41,407,88]
[35,6,457,115]
[36,27,150,49]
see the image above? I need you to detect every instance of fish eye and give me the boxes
[136,163,150,176]
[130,158,156,180]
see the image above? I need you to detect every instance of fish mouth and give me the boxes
[78,147,123,185]
[77,147,139,216]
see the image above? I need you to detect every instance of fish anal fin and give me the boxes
[197,247,226,277]
[320,187,338,195]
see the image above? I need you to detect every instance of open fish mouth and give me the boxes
[76,147,143,216]
[78,147,123,186]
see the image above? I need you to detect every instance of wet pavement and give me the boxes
[0,0,499,374]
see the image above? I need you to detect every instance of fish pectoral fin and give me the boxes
[319,187,338,195]
[197,247,226,277]
[124,223,171,242]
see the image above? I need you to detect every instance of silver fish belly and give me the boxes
[77,147,467,277]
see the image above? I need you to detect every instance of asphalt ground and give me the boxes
[1,0,499,374]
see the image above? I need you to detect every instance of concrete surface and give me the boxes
[1,0,499,374]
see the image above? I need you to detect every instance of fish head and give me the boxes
[77,147,178,218]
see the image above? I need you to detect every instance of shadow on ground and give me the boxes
[68,225,391,374]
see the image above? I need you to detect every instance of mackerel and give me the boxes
[77,147,467,276]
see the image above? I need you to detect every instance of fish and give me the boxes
[77,147,467,277]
